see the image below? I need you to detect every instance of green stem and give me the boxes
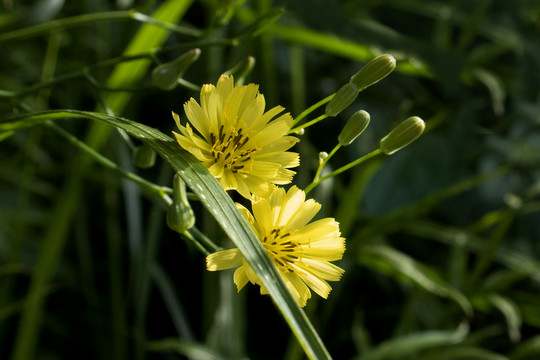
[313,144,341,181]
[289,114,329,134]
[0,39,233,99]
[291,94,334,128]
[305,148,383,194]
[190,226,222,253]
[0,10,200,43]
[45,121,172,202]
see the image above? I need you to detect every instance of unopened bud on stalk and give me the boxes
[319,151,328,164]
[223,56,256,84]
[325,83,359,117]
[379,116,425,155]
[338,110,370,146]
[350,54,396,91]
[133,145,156,168]
[167,174,195,234]
[152,49,201,90]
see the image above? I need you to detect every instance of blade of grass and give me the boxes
[358,244,472,316]
[357,322,469,360]
[1,109,333,360]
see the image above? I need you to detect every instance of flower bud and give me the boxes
[379,116,425,155]
[223,56,256,85]
[152,49,201,90]
[133,145,156,169]
[338,110,370,146]
[167,174,195,234]
[350,54,396,91]
[318,151,328,164]
[325,83,359,117]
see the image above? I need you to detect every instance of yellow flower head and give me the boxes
[173,75,300,199]
[206,186,345,307]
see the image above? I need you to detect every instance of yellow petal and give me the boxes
[206,249,243,271]
[298,258,345,281]
[284,271,311,307]
[233,266,249,291]
[293,265,332,299]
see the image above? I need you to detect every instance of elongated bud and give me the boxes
[379,116,425,155]
[167,174,195,234]
[133,145,156,169]
[350,54,396,91]
[152,49,201,90]
[338,110,370,146]
[325,83,358,117]
[223,56,256,85]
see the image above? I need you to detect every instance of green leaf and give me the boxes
[358,322,469,360]
[358,244,473,316]
[0,109,332,360]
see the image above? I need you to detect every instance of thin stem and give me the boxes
[313,144,341,181]
[45,121,172,202]
[0,10,200,43]
[190,226,222,253]
[0,39,234,99]
[181,229,214,256]
[289,113,329,134]
[305,148,383,194]
[291,94,334,128]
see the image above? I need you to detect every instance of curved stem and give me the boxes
[45,121,173,202]
[289,113,329,134]
[0,10,200,43]
[313,144,341,181]
[305,148,383,194]
[0,38,234,99]
[291,94,334,128]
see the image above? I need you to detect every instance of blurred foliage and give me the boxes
[1,0,540,359]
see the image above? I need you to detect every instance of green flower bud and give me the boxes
[132,145,156,169]
[350,54,396,91]
[167,174,195,234]
[223,56,256,84]
[152,49,201,90]
[338,110,370,146]
[379,116,425,155]
[325,83,359,117]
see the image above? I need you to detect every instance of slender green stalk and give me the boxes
[190,227,222,253]
[0,10,200,43]
[289,113,329,134]
[291,94,334,128]
[305,149,383,194]
[314,144,341,181]
[0,39,233,99]
[181,230,212,256]
[44,121,172,202]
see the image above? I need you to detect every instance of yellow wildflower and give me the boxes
[173,75,299,199]
[206,186,345,307]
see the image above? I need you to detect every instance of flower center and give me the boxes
[209,124,256,173]
[262,227,301,272]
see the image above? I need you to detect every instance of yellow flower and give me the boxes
[206,186,345,307]
[173,75,299,199]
